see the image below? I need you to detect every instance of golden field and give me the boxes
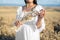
[0,6,60,40]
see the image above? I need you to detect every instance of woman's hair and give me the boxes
[24,0,37,5]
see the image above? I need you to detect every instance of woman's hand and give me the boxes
[38,9,45,19]
[15,20,23,27]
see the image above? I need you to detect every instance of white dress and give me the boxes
[15,5,45,40]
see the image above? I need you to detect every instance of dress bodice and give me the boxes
[16,5,44,24]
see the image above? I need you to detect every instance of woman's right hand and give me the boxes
[15,20,23,27]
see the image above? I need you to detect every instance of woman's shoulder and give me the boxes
[16,6,22,15]
[37,4,44,9]
[34,4,44,12]
[17,6,22,11]
[37,5,43,8]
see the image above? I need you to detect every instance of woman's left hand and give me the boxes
[38,9,45,19]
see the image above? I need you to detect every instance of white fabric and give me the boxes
[15,5,45,40]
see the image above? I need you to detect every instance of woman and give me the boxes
[14,0,45,40]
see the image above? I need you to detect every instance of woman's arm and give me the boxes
[36,9,45,29]
[37,17,45,32]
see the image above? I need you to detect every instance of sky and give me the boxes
[0,0,60,6]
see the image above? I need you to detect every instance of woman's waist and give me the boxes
[24,21,35,25]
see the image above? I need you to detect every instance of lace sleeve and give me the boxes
[37,5,45,32]
[34,5,45,32]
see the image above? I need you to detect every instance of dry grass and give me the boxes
[0,6,60,40]
[40,7,60,40]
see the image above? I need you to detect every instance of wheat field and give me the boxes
[0,6,60,40]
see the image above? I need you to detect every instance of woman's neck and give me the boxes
[26,3,35,8]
